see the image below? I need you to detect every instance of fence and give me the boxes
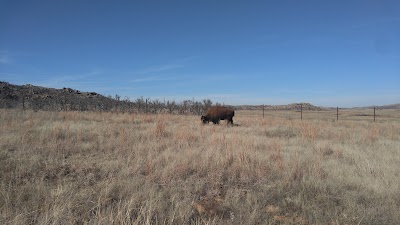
[258,104,397,122]
[3,94,398,122]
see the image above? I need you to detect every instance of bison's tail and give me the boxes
[232,110,235,116]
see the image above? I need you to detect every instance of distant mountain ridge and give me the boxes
[233,103,324,111]
[351,104,400,110]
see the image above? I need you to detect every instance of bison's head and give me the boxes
[201,115,209,124]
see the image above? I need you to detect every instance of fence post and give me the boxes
[300,104,302,120]
[145,99,148,114]
[22,94,25,110]
[263,104,264,118]
[337,107,339,121]
[374,107,376,122]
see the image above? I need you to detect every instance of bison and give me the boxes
[201,106,235,125]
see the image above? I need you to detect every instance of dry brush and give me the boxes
[0,109,400,224]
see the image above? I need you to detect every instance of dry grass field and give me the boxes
[1,108,400,224]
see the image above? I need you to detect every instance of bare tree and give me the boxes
[167,100,177,114]
[202,99,213,112]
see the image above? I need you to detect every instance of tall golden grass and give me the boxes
[0,109,399,224]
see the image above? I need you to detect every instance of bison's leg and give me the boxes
[227,117,233,125]
[212,119,220,125]
[201,116,210,124]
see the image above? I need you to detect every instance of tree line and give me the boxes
[100,95,217,115]
[11,93,219,115]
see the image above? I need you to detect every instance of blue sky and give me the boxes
[1,1,399,107]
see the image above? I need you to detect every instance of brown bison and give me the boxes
[201,106,235,125]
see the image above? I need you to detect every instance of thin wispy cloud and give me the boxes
[34,71,103,89]
[0,51,12,64]
[0,72,19,78]
[133,56,198,75]
[128,73,237,91]
[130,76,177,83]
[127,58,197,85]
[136,64,184,75]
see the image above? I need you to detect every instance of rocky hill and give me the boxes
[0,81,124,111]
[0,81,209,114]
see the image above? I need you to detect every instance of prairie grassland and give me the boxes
[0,109,399,225]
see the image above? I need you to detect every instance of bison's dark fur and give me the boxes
[201,106,235,125]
